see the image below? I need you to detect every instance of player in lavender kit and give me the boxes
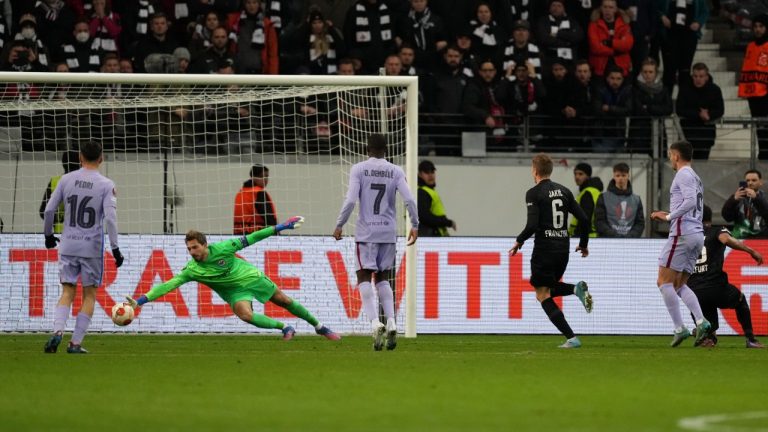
[651,141,711,347]
[333,134,419,351]
[42,142,123,354]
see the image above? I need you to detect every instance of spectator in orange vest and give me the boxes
[739,14,768,160]
[233,165,277,235]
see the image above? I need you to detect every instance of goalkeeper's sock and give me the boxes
[550,283,574,297]
[375,281,395,319]
[53,305,69,334]
[359,282,379,321]
[249,313,284,330]
[541,297,575,339]
[285,300,320,327]
[70,312,92,345]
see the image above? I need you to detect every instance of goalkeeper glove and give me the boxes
[276,216,305,233]
[112,248,124,268]
[125,295,148,309]
[44,235,60,249]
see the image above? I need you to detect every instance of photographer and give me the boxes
[721,169,768,239]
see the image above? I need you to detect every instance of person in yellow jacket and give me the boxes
[739,14,768,160]
[39,150,80,234]
[417,160,456,237]
[568,162,603,237]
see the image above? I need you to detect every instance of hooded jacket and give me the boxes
[595,179,645,237]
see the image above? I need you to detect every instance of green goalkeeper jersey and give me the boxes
[145,227,277,302]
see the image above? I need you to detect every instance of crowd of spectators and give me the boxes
[0,0,722,156]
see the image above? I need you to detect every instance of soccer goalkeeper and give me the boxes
[126,216,340,340]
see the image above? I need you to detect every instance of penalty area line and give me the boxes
[678,411,768,432]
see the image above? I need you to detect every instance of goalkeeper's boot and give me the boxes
[385,318,397,351]
[694,319,712,347]
[282,325,296,341]
[372,322,386,351]
[66,342,88,354]
[670,326,690,347]
[574,281,593,313]
[558,337,582,349]
[746,339,765,349]
[316,325,341,341]
[44,332,63,353]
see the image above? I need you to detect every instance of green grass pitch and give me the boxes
[1,334,766,432]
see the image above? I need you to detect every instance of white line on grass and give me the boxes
[678,411,768,431]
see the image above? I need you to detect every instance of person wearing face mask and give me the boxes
[55,18,100,72]
[13,14,50,68]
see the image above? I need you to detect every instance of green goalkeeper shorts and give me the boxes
[218,277,278,307]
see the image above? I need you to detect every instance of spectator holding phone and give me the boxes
[721,169,768,239]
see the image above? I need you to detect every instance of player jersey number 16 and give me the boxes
[66,194,96,229]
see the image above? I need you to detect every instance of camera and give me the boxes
[739,180,748,190]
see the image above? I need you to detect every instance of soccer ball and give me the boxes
[111,302,134,326]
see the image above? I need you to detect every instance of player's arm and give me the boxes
[665,173,698,221]
[567,189,590,254]
[720,230,764,265]
[225,217,306,253]
[127,271,193,308]
[396,173,419,245]
[103,183,123,267]
[510,189,539,255]
[333,167,361,239]
[42,181,64,248]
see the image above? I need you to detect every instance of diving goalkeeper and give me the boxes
[126,216,340,340]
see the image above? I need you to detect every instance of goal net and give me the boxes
[0,72,418,336]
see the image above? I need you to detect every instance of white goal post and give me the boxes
[0,72,419,337]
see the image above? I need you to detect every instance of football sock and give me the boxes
[660,283,684,329]
[53,305,69,334]
[677,285,704,322]
[70,312,91,345]
[285,300,319,327]
[541,297,575,339]
[550,283,574,297]
[359,282,379,322]
[249,313,284,329]
[375,281,395,319]
[735,295,755,341]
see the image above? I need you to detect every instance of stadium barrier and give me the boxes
[3,235,766,336]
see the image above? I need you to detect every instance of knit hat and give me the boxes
[418,160,436,173]
[308,9,324,23]
[574,162,592,177]
[512,19,530,31]
[19,14,36,28]
[173,47,191,62]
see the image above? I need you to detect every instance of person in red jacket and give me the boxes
[228,0,279,74]
[587,0,634,78]
[234,164,278,235]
